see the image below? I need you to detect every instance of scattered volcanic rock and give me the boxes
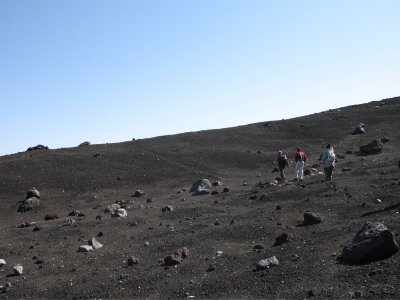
[352,123,366,135]
[0,259,6,266]
[303,212,322,225]
[212,181,222,186]
[26,144,49,151]
[256,256,279,270]
[133,190,145,197]
[18,197,41,212]
[104,203,121,213]
[68,210,85,217]
[359,139,384,155]
[12,265,23,276]
[78,245,93,252]
[26,187,40,199]
[161,206,173,212]
[111,208,127,218]
[163,247,189,266]
[45,213,59,221]
[89,237,103,249]
[127,256,139,266]
[190,179,211,196]
[340,222,399,264]
[274,233,293,246]
[381,137,390,143]
[78,141,91,146]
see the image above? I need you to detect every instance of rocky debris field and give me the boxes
[0,97,400,299]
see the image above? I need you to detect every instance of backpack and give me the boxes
[327,150,335,162]
[279,154,288,166]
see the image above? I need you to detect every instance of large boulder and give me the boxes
[18,197,41,212]
[190,179,211,196]
[359,139,383,155]
[340,222,399,264]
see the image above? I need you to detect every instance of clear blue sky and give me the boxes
[1,0,399,155]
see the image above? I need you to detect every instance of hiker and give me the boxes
[320,144,336,181]
[294,147,307,181]
[275,151,289,180]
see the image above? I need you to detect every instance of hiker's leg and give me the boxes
[299,161,304,180]
[324,168,329,180]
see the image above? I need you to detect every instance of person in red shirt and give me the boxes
[294,147,307,181]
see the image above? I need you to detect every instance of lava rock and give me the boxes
[18,197,41,212]
[163,247,189,266]
[44,213,59,221]
[78,245,93,252]
[78,141,91,146]
[27,144,49,151]
[340,222,399,264]
[274,233,293,246]
[133,190,145,197]
[161,206,173,212]
[212,181,222,187]
[256,256,279,270]
[127,256,139,266]
[12,265,23,276]
[190,179,211,196]
[104,203,121,213]
[359,139,384,155]
[352,123,366,135]
[303,212,322,225]
[89,237,103,249]
[111,208,127,218]
[26,187,40,199]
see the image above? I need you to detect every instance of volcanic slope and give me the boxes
[0,97,400,299]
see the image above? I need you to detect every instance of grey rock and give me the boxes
[212,181,222,187]
[111,208,127,218]
[359,139,384,155]
[164,247,189,266]
[78,141,90,146]
[78,245,93,252]
[0,259,6,266]
[18,197,41,212]
[127,256,139,266]
[256,256,279,270]
[104,203,121,213]
[352,123,366,135]
[274,233,293,246]
[26,187,40,199]
[133,190,145,197]
[341,222,399,264]
[12,265,23,275]
[89,237,103,249]
[190,179,212,196]
[162,206,173,212]
[26,144,49,151]
[303,212,322,225]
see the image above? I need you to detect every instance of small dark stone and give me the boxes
[45,214,59,221]
[222,187,230,193]
[303,212,322,225]
[274,233,293,246]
